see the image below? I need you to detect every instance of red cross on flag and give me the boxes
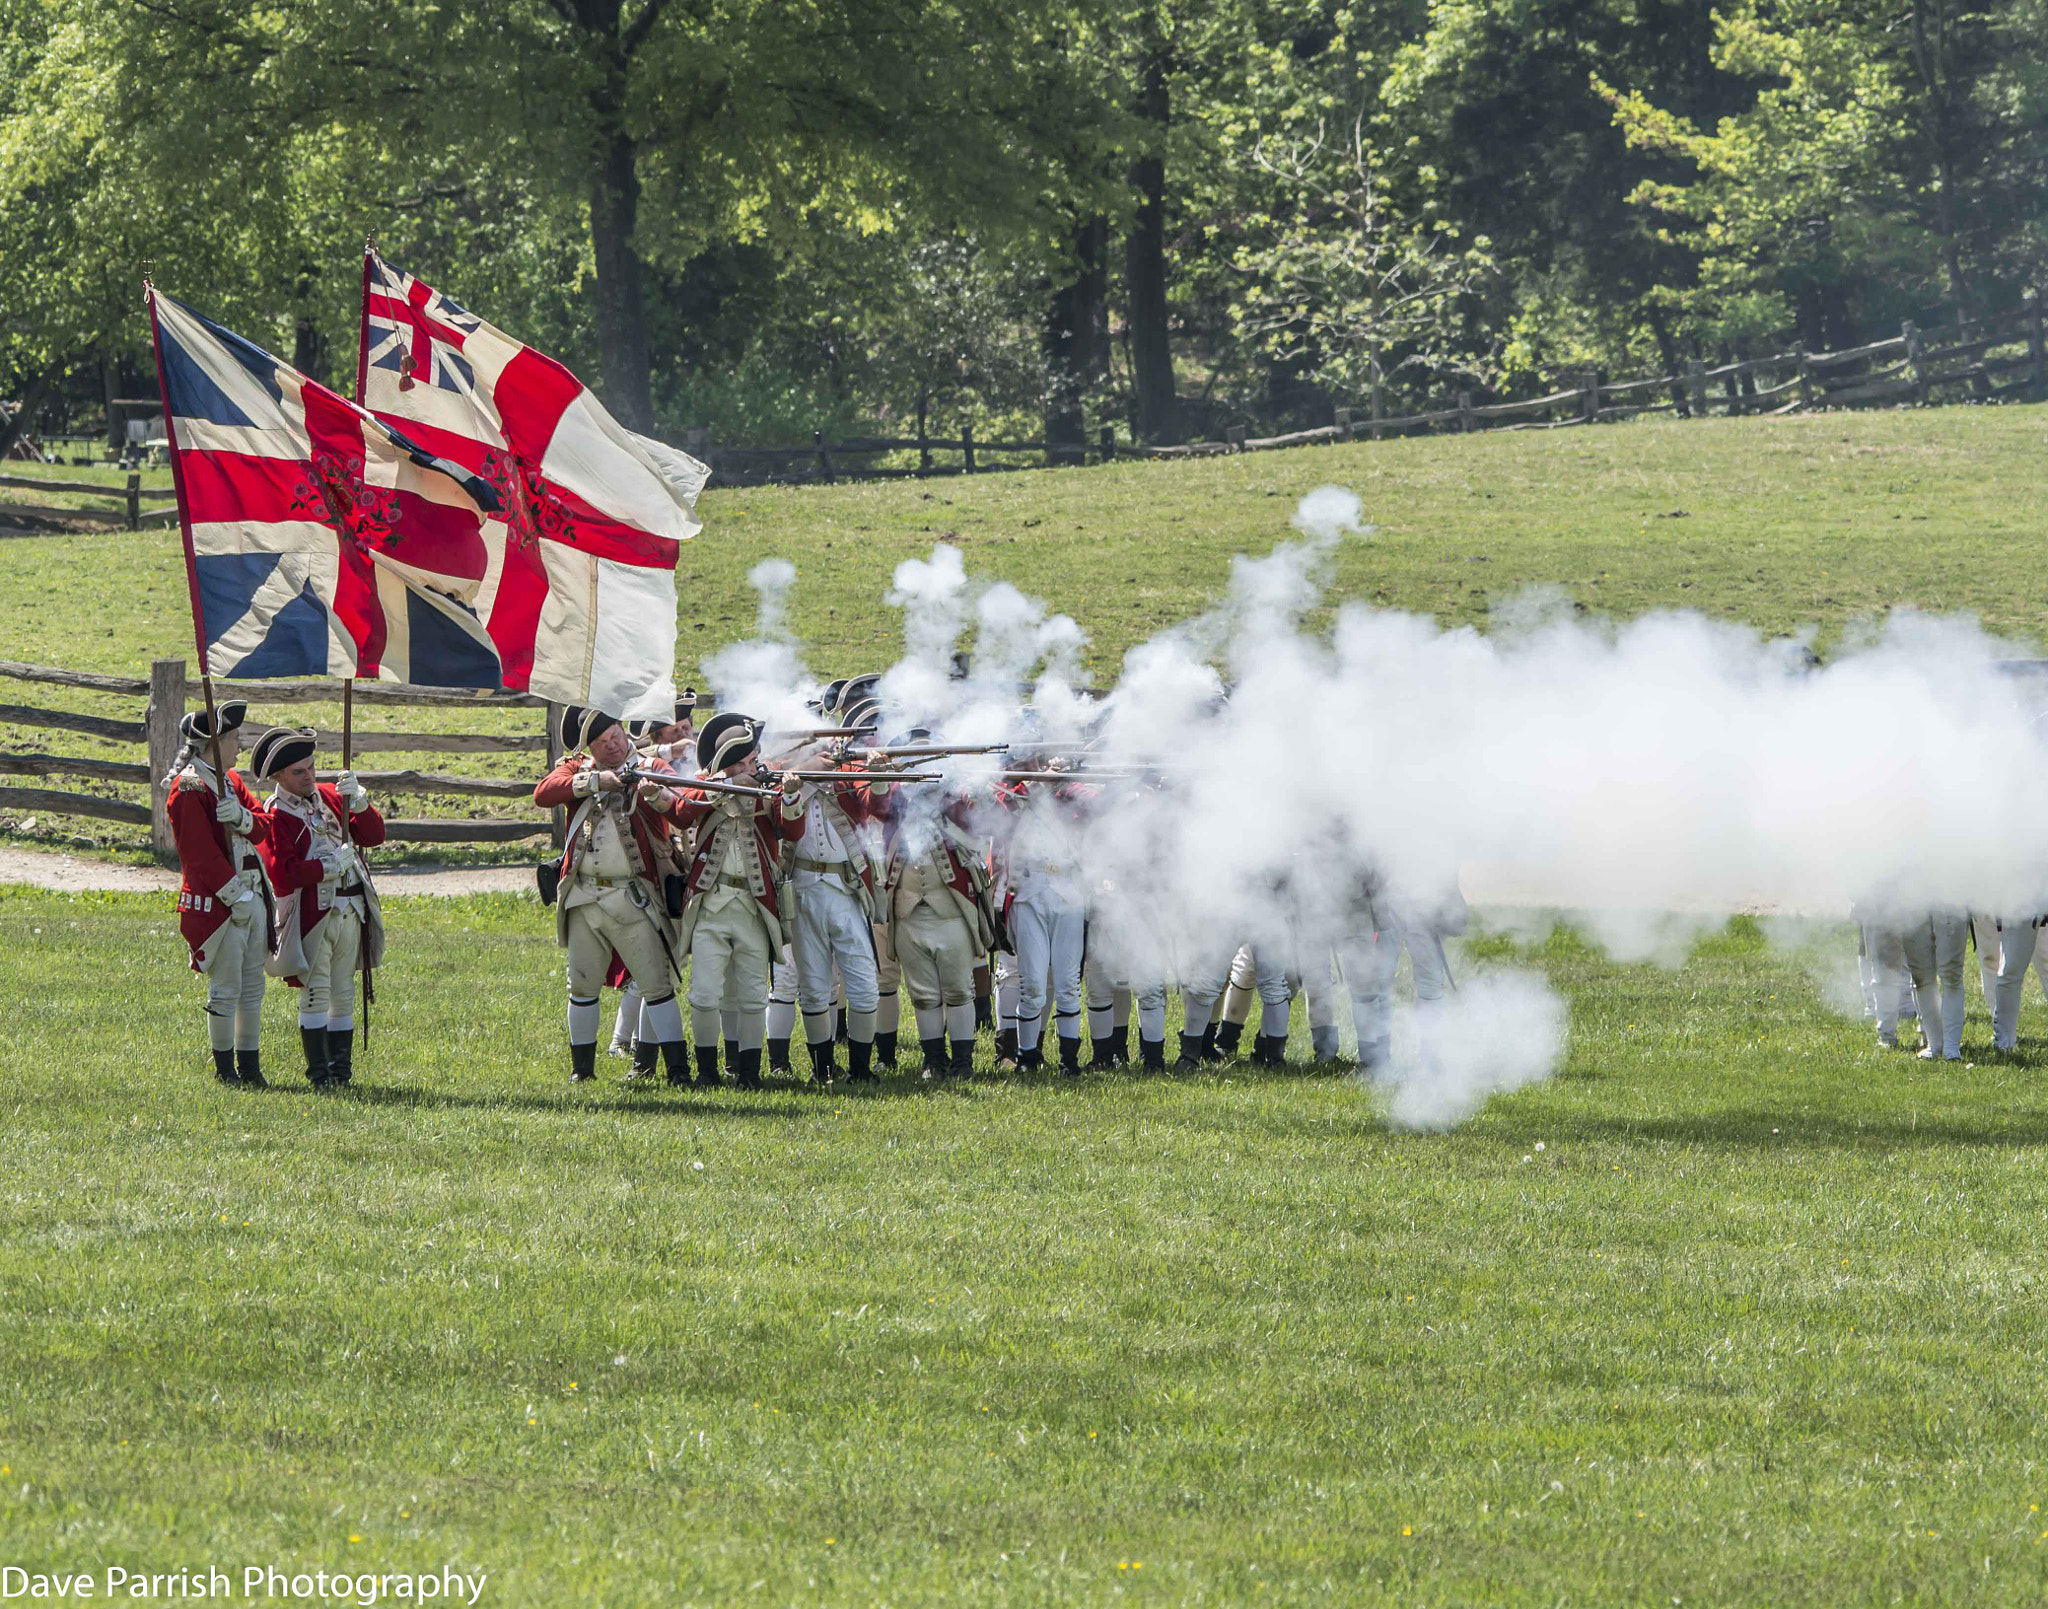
[356,247,706,719]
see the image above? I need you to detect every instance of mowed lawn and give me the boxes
[4,889,2048,1604]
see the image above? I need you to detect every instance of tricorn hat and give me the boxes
[674,688,700,722]
[624,717,659,741]
[250,725,317,780]
[178,699,248,743]
[560,705,620,752]
[836,673,882,715]
[839,696,883,734]
[697,711,761,773]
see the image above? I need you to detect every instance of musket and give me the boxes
[996,768,1160,784]
[620,765,777,800]
[785,769,942,784]
[848,743,1010,760]
[770,725,871,740]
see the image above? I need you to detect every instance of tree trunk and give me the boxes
[1044,215,1106,464]
[1124,23,1178,445]
[0,353,71,460]
[293,259,328,388]
[589,126,656,433]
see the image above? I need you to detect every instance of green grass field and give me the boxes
[7,409,2048,1604]
[4,889,2048,1606]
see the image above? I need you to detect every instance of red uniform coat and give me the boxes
[534,753,688,951]
[669,782,806,919]
[260,783,388,984]
[168,763,271,972]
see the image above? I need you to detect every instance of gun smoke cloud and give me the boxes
[702,485,2048,1127]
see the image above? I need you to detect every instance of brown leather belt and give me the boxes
[716,873,753,891]
[579,872,633,890]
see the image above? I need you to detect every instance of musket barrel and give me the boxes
[787,769,941,783]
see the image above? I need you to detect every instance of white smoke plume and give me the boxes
[682,486,2048,1125]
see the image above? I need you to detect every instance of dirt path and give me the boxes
[0,844,531,897]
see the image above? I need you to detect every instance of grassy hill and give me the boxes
[4,407,2043,862]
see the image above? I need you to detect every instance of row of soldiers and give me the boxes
[533,681,1467,1089]
[1856,906,2048,1059]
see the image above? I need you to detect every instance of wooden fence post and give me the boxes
[1370,380,1385,440]
[1226,425,1246,451]
[813,430,836,485]
[1580,370,1599,424]
[1098,424,1115,463]
[918,418,933,476]
[962,424,976,474]
[145,657,186,864]
[1902,322,1925,403]
[2027,291,2044,401]
[1686,359,1707,420]
[1456,392,1475,433]
[545,700,565,849]
[125,472,141,530]
[1335,407,1352,441]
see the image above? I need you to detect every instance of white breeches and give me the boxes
[1010,891,1085,1051]
[795,882,879,1016]
[299,906,363,1029]
[896,902,975,1012]
[203,897,268,1053]
[1873,911,1965,1057]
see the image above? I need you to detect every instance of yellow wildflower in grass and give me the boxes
[348,1535,362,1543]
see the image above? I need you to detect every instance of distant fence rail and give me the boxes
[0,658,568,860]
[688,294,2047,484]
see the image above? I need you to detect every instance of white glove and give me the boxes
[338,770,369,808]
[214,796,252,831]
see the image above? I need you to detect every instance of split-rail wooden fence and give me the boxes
[0,659,583,862]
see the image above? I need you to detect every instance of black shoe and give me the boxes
[768,1036,793,1074]
[974,995,993,1032]
[1119,1020,1136,1066]
[920,1036,948,1078]
[1018,1045,1044,1073]
[1202,1023,1225,1062]
[735,1048,764,1089]
[846,1038,876,1081]
[626,1038,661,1083]
[1174,1032,1206,1072]
[1059,1034,1083,1076]
[1140,1036,1167,1072]
[212,1049,240,1086]
[235,1049,266,1088]
[874,1030,898,1069]
[1216,1019,1245,1056]
[695,1045,721,1086]
[724,1038,740,1073]
[994,1027,1018,1070]
[949,1037,975,1079]
[1252,1033,1287,1067]
[661,1041,691,1087]
[328,1028,355,1085]
[570,1042,598,1083]
[1090,1033,1118,1070]
[809,1039,839,1086]
[301,1025,334,1088]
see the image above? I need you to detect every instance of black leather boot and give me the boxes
[1017,1043,1044,1073]
[212,1049,239,1086]
[994,1027,1018,1069]
[1251,1033,1287,1067]
[301,1024,334,1088]
[873,1030,898,1069]
[695,1045,721,1086]
[1174,1032,1206,1072]
[846,1038,876,1081]
[1215,1019,1245,1056]
[724,1037,740,1072]
[809,1038,838,1085]
[767,1036,793,1074]
[1090,1034,1118,1070]
[627,1038,660,1083]
[569,1042,597,1083]
[1059,1034,1083,1076]
[327,1028,354,1085]
[1202,1023,1225,1062]
[949,1037,975,1078]
[920,1036,948,1078]
[974,994,993,1032]
[1120,1019,1136,1066]
[660,1041,691,1087]
[735,1048,764,1089]
[1140,1036,1167,1071]
[236,1049,266,1088]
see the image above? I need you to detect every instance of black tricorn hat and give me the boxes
[179,699,248,743]
[560,705,620,752]
[839,696,883,734]
[624,717,659,741]
[250,725,317,780]
[674,688,700,721]
[697,711,761,773]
